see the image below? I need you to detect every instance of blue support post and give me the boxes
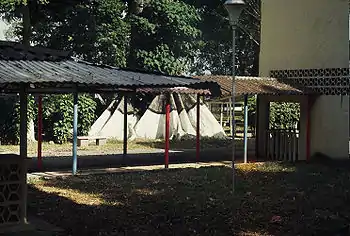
[72,92,78,175]
[243,95,249,163]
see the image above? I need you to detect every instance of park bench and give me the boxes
[77,136,107,147]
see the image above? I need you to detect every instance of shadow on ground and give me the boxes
[27,148,238,172]
[28,161,350,236]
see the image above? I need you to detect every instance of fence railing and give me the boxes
[266,129,299,162]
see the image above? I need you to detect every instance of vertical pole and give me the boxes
[243,95,248,163]
[229,102,233,136]
[196,94,201,162]
[19,84,28,224]
[37,95,43,170]
[220,103,223,126]
[231,26,237,193]
[20,88,28,160]
[123,95,128,162]
[292,130,297,162]
[306,97,311,162]
[72,92,78,175]
[255,95,260,158]
[165,94,170,169]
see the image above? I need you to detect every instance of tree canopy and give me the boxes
[126,0,201,75]
[184,0,260,76]
[1,0,261,76]
[0,0,300,144]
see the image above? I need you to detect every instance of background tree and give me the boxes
[4,0,129,67]
[0,0,50,45]
[185,0,260,76]
[0,0,299,142]
[125,0,201,75]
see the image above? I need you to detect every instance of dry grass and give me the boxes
[28,162,350,235]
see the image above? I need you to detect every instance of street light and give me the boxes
[224,0,245,193]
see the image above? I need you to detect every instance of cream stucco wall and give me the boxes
[259,0,349,159]
[260,0,349,73]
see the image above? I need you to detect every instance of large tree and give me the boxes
[3,0,201,74]
[2,0,129,66]
[185,0,260,76]
[125,0,201,75]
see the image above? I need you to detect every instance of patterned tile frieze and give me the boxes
[270,68,350,95]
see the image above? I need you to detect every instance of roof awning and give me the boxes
[196,75,310,96]
[0,41,221,96]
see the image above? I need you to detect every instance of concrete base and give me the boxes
[77,137,107,147]
[1,216,64,235]
[77,139,89,147]
[96,138,106,146]
[0,223,35,235]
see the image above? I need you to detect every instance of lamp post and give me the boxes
[224,0,245,193]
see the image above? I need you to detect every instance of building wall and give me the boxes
[259,0,349,159]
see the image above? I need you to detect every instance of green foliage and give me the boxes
[185,0,260,76]
[3,0,201,75]
[11,0,130,67]
[136,44,187,75]
[0,95,36,144]
[269,102,300,129]
[0,0,47,10]
[43,94,96,144]
[247,97,300,130]
[128,0,201,75]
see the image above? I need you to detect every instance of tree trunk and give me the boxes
[22,4,31,46]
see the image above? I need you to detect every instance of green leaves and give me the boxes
[247,97,300,130]
[137,44,186,75]
[128,0,201,75]
[19,0,130,67]
[186,0,260,76]
[269,102,300,129]
[43,94,97,143]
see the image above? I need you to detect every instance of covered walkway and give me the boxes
[0,41,220,231]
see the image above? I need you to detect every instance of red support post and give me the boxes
[196,94,200,162]
[306,97,311,162]
[37,95,43,170]
[165,94,170,169]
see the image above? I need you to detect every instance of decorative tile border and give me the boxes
[270,68,350,95]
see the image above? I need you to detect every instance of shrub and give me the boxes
[42,94,96,143]
[247,96,300,130]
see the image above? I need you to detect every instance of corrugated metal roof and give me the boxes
[134,87,211,95]
[196,75,309,96]
[0,41,220,95]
